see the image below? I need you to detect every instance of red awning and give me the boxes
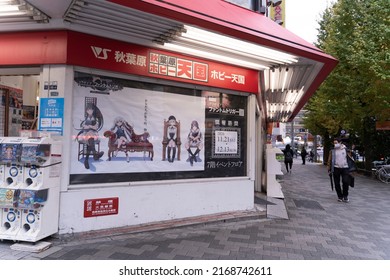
[109,0,336,64]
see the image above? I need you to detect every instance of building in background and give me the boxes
[226,0,285,26]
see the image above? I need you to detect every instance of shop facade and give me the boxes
[0,0,337,236]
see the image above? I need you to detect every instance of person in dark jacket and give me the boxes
[301,147,308,165]
[283,144,294,173]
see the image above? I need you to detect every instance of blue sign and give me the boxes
[38,98,64,135]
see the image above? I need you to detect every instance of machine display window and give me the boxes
[16,189,48,209]
[0,144,21,164]
[20,144,51,165]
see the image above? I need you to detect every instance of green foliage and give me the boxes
[304,0,390,169]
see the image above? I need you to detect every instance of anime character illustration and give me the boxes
[166,115,178,162]
[76,102,104,169]
[1,144,18,162]
[4,146,14,160]
[104,118,154,162]
[185,120,203,166]
[104,116,134,160]
[109,116,133,157]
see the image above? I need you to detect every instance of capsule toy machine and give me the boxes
[15,136,61,242]
[0,137,5,235]
[0,137,5,188]
[0,137,24,241]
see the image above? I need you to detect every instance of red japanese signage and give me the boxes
[149,52,208,82]
[84,197,119,218]
[0,31,259,93]
[67,32,259,93]
[376,121,390,131]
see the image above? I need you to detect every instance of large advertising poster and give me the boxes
[70,72,248,185]
[202,91,247,177]
[70,72,205,177]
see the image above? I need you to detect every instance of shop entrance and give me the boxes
[0,68,41,137]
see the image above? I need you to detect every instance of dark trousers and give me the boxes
[333,167,349,199]
[284,160,292,172]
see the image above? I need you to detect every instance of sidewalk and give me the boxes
[2,158,390,260]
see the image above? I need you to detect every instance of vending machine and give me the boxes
[0,137,4,187]
[0,137,24,240]
[0,137,6,237]
[0,135,61,242]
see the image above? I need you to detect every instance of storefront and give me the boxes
[0,0,337,236]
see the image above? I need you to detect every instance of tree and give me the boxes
[304,0,390,169]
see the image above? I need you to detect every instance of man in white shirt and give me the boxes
[327,139,350,202]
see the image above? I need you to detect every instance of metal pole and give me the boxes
[313,134,318,162]
[291,120,294,150]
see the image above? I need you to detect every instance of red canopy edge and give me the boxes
[108,0,338,64]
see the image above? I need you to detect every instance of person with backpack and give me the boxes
[283,144,294,174]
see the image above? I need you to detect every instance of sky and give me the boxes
[285,0,334,44]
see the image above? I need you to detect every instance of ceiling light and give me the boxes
[270,68,275,92]
[281,68,288,92]
[182,25,298,65]
[0,0,50,23]
[157,25,298,70]
[0,3,23,16]
[164,43,269,70]
[0,5,18,11]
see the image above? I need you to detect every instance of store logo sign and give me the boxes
[91,46,111,60]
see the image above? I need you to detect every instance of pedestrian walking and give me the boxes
[327,138,355,202]
[309,150,314,162]
[301,147,308,165]
[283,144,294,173]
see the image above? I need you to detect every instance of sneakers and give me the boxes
[343,198,349,203]
[337,198,343,202]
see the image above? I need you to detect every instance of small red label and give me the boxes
[84,197,119,218]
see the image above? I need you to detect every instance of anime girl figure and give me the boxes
[166,115,178,162]
[110,116,133,156]
[77,103,104,169]
[4,146,14,160]
[185,120,203,166]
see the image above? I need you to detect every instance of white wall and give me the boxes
[58,178,254,234]
[22,76,39,106]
